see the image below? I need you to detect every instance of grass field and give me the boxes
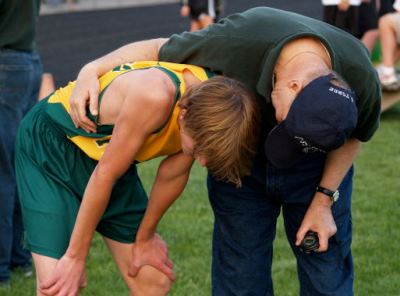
[3,105,400,296]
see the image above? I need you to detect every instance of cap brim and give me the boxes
[264,123,305,169]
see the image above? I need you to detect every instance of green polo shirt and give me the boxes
[0,0,41,51]
[159,7,381,142]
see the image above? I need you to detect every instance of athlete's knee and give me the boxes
[130,265,172,296]
[379,14,393,29]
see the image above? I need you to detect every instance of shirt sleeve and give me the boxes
[159,11,273,94]
[351,70,381,142]
[159,24,238,75]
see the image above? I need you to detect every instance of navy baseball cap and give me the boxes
[265,74,358,169]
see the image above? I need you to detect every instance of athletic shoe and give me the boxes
[376,65,400,91]
[22,267,33,278]
[381,74,400,91]
[11,265,33,278]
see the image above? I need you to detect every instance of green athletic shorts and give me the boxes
[15,99,148,259]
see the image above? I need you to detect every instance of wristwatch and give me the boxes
[316,186,339,203]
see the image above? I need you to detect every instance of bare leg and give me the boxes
[31,253,86,296]
[379,14,398,68]
[361,29,379,53]
[38,73,55,101]
[31,253,58,296]
[103,237,171,296]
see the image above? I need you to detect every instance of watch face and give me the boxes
[333,190,340,202]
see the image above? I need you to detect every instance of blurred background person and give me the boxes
[180,0,222,31]
[358,0,395,56]
[376,0,400,90]
[358,0,380,53]
[0,0,42,288]
[322,0,362,36]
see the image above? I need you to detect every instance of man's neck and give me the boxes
[274,37,332,77]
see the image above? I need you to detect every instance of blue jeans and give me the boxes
[0,49,42,282]
[208,152,354,296]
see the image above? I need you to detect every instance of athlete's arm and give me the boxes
[39,70,175,296]
[129,152,195,281]
[69,38,168,133]
[295,138,361,251]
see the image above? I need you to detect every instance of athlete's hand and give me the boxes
[39,254,87,296]
[295,192,337,252]
[128,233,175,281]
[69,63,100,133]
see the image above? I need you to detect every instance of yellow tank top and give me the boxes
[45,61,212,162]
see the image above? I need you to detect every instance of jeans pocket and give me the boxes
[0,64,34,109]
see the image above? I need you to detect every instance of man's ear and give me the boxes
[179,108,187,120]
[288,79,303,95]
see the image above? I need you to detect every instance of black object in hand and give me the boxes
[299,231,319,253]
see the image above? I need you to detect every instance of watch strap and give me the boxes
[316,186,339,202]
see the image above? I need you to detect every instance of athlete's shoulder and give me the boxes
[123,67,176,108]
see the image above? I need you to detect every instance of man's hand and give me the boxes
[129,234,175,281]
[39,254,86,296]
[180,5,190,17]
[295,193,337,252]
[69,63,100,133]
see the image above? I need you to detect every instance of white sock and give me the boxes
[381,65,395,76]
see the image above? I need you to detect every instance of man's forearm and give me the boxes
[85,38,168,77]
[317,138,361,204]
[296,138,361,249]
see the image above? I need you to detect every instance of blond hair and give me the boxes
[180,76,261,187]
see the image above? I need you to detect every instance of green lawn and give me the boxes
[3,105,400,296]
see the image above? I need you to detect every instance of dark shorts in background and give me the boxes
[323,5,360,37]
[358,0,378,37]
[189,0,216,20]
